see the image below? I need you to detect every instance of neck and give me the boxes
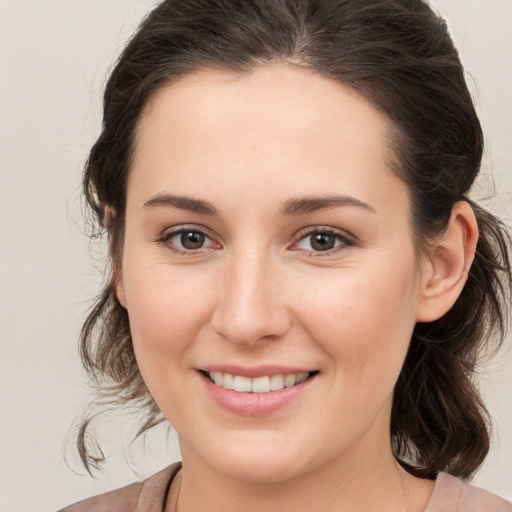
[168,434,433,512]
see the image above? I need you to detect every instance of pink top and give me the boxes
[58,463,511,512]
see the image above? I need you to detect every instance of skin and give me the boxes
[115,64,478,512]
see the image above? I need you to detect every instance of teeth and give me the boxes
[208,371,311,393]
[222,373,234,390]
[251,376,270,393]
[296,372,309,384]
[233,375,252,392]
[270,374,284,391]
[284,374,296,387]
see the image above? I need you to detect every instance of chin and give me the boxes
[189,432,328,484]
[213,452,312,484]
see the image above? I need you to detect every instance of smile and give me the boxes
[199,368,319,416]
[207,371,311,393]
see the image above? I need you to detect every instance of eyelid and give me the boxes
[156,224,356,257]
[290,226,356,255]
[157,224,221,254]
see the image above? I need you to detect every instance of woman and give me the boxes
[60,0,512,510]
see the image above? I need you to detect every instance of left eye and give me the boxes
[295,230,350,252]
[163,229,216,251]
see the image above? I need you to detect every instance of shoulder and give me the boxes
[57,463,181,512]
[426,472,512,512]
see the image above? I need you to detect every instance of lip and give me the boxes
[198,368,318,416]
[200,364,315,378]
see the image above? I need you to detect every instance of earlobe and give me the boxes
[115,269,128,309]
[103,204,127,309]
[103,205,116,230]
[416,201,479,322]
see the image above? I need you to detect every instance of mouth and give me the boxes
[200,370,319,393]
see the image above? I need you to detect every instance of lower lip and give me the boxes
[199,372,317,416]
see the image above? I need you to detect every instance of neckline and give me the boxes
[159,463,452,512]
[161,463,182,512]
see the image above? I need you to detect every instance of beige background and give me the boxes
[0,1,511,510]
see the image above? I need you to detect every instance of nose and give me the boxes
[210,250,292,347]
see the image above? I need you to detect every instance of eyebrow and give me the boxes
[279,195,376,216]
[143,193,376,216]
[144,194,220,215]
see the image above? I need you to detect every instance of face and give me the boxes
[117,64,427,483]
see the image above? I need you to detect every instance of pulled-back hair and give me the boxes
[79,0,511,479]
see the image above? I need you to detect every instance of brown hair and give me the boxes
[78,0,511,479]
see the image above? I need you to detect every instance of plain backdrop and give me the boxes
[1,1,511,510]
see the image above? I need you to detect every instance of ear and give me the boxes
[103,205,128,309]
[115,268,128,309]
[416,201,479,322]
[103,205,116,230]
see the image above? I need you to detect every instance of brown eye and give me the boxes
[180,231,206,250]
[161,228,217,253]
[310,232,337,251]
[294,228,353,254]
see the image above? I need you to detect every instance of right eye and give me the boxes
[159,227,219,254]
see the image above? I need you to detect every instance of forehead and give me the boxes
[135,64,394,162]
[130,64,406,216]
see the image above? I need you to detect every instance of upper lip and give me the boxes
[199,365,316,378]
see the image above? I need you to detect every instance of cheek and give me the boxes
[123,259,216,364]
[295,261,419,385]
[123,264,220,418]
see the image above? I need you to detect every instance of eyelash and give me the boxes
[157,227,218,256]
[293,226,355,257]
[157,226,355,257]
